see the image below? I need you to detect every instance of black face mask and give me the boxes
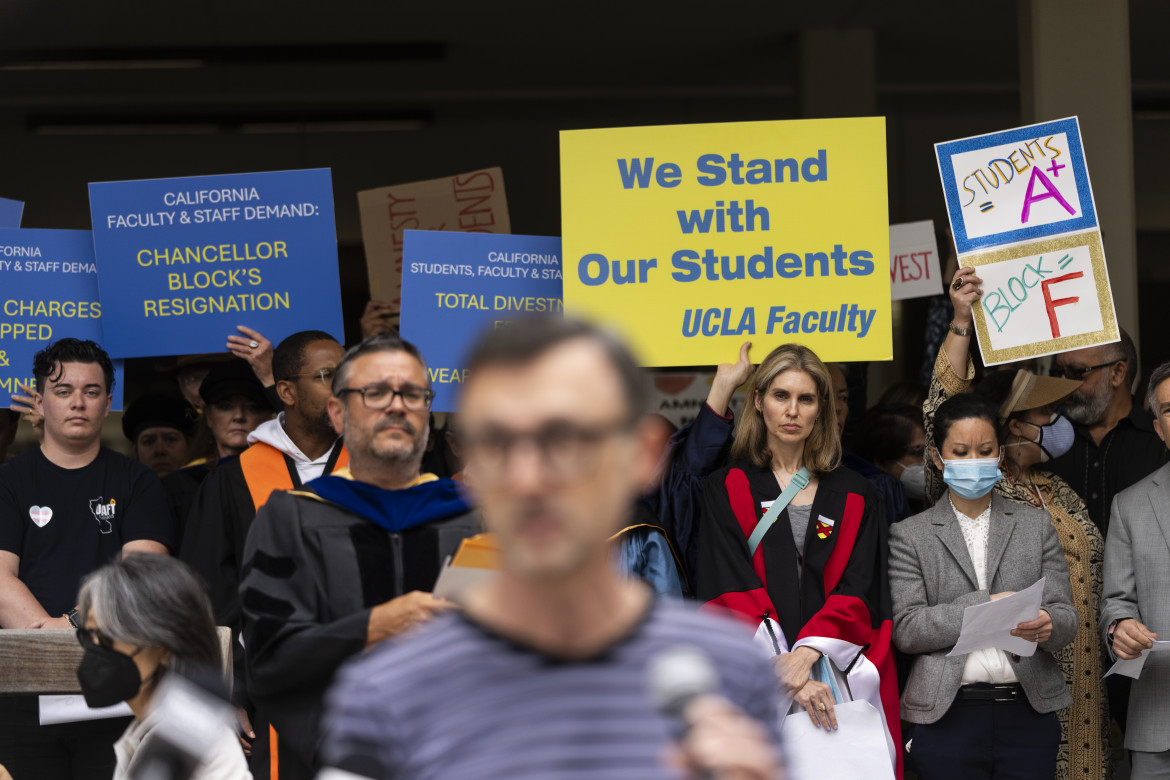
[77,643,143,709]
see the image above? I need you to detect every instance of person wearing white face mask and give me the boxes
[920,264,1112,780]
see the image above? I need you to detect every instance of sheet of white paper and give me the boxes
[39,695,132,725]
[432,563,497,601]
[1103,640,1170,679]
[780,700,895,780]
[947,577,1046,658]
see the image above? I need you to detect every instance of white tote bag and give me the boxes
[780,699,896,780]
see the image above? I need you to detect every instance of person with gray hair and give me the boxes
[75,553,250,779]
[1047,329,1168,535]
[1099,360,1170,778]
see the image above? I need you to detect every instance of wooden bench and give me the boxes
[0,627,233,695]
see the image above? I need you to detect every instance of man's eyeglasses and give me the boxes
[336,384,435,411]
[1049,360,1120,381]
[288,367,337,385]
[460,420,631,482]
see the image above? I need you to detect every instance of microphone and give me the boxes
[647,645,720,722]
[647,646,720,778]
[129,666,236,780]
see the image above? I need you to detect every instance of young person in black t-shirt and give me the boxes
[0,338,174,780]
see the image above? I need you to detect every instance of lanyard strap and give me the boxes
[747,467,810,556]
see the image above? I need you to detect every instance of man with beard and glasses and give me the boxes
[239,334,479,779]
[180,330,349,777]
[1047,329,1168,536]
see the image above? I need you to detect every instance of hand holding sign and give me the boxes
[361,299,398,338]
[709,341,753,417]
[10,381,43,442]
[226,325,274,387]
[949,267,984,328]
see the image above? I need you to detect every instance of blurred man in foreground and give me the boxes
[320,318,783,779]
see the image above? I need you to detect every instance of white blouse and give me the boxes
[113,707,252,780]
[949,498,1019,685]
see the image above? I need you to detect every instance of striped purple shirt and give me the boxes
[320,598,782,779]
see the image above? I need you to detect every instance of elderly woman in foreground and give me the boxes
[76,554,251,780]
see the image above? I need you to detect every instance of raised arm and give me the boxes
[923,266,983,502]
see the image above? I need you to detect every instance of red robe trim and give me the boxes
[695,461,903,778]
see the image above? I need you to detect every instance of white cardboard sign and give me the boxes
[889,220,942,301]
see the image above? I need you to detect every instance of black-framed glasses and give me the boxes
[1049,360,1119,381]
[287,367,337,385]
[76,627,113,650]
[336,384,435,411]
[460,419,631,482]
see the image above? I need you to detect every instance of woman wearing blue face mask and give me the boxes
[890,392,1077,780]
[924,265,1112,780]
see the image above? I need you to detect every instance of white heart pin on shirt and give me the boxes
[29,506,53,527]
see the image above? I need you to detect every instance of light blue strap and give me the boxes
[747,467,810,556]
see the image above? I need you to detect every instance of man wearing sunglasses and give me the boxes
[239,333,478,780]
[179,329,348,777]
[1047,330,1168,536]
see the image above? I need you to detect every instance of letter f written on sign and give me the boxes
[1041,271,1084,338]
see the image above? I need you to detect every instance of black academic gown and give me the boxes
[240,480,479,777]
[693,460,902,776]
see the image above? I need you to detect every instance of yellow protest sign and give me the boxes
[560,118,891,366]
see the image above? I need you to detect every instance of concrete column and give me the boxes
[799,28,877,119]
[801,28,899,406]
[1019,0,1139,346]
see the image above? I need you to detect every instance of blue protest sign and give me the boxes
[400,230,562,412]
[88,169,345,358]
[1,229,125,410]
[936,117,1097,254]
[0,198,24,227]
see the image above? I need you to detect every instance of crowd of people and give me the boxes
[2,255,1170,780]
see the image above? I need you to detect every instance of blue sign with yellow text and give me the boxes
[0,228,125,410]
[88,169,345,358]
[0,198,23,228]
[400,230,562,412]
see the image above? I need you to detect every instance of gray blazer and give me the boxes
[889,492,1076,724]
[1099,462,1170,752]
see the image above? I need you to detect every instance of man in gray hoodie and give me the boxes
[179,329,347,779]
